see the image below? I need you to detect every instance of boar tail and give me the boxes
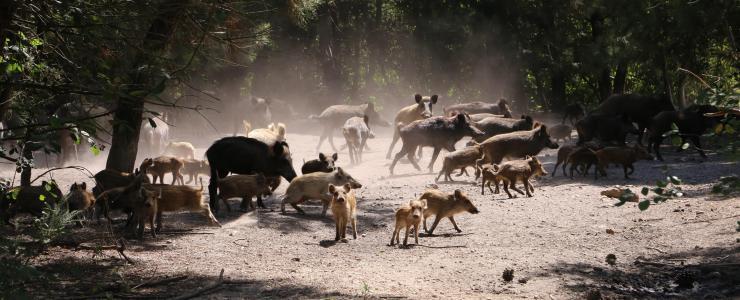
[199,178,204,192]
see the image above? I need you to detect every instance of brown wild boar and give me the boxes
[547,124,573,143]
[594,145,653,179]
[385,94,438,159]
[343,116,373,164]
[566,147,598,179]
[470,115,534,143]
[418,189,479,235]
[1,181,64,225]
[551,144,577,177]
[489,156,548,198]
[132,187,159,239]
[281,167,362,216]
[435,143,482,182]
[217,174,272,211]
[67,182,96,223]
[329,184,358,242]
[147,156,185,185]
[182,159,210,184]
[310,102,390,152]
[477,125,559,166]
[92,158,152,197]
[390,199,427,246]
[389,113,484,175]
[144,181,221,232]
[163,141,196,159]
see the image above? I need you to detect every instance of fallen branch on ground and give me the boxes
[132,275,189,290]
[170,268,224,300]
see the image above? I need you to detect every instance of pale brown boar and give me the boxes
[217,174,272,211]
[248,122,286,148]
[435,143,482,182]
[1,181,64,225]
[310,102,390,152]
[329,184,358,242]
[132,188,159,239]
[594,145,653,179]
[281,167,362,216]
[144,182,221,232]
[490,156,548,198]
[385,94,438,159]
[443,98,512,117]
[390,199,427,246]
[477,125,559,165]
[547,124,573,143]
[419,189,479,235]
[163,141,196,159]
[343,116,372,164]
[67,182,96,223]
[479,163,506,195]
[470,113,509,122]
[147,156,185,185]
[182,159,210,184]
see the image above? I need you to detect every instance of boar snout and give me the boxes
[469,207,480,214]
[548,141,560,149]
[349,181,362,189]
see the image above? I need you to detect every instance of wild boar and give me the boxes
[329,183,358,242]
[562,104,584,125]
[1,181,64,225]
[389,113,484,175]
[443,98,512,117]
[182,159,210,184]
[144,182,221,232]
[576,114,639,145]
[301,152,337,175]
[566,147,598,179]
[147,156,185,185]
[390,199,427,246]
[310,102,390,152]
[132,187,159,239]
[95,174,149,228]
[551,144,578,177]
[217,174,272,211]
[163,141,196,160]
[206,136,297,213]
[470,113,509,123]
[343,116,373,164]
[647,104,721,161]
[477,125,559,165]
[385,94,438,159]
[590,93,676,144]
[470,115,534,143]
[281,167,362,216]
[418,189,479,235]
[435,143,482,182]
[594,145,653,179]
[479,163,505,195]
[67,182,96,222]
[92,159,152,197]
[248,122,286,148]
[489,156,548,198]
[547,124,573,143]
[233,96,272,135]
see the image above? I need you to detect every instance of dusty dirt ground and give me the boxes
[2,129,739,299]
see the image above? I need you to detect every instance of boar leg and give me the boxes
[386,131,401,159]
[316,126,331,152]
[458,167,469,177]
[552,160,561,177]
[509,180,525,196]
[427,215,442,235]
[427,147,442,173]
[390,227,397,245]
[155,210,164,233]
[351,216,358,239]
[403,225,410,246]
[335,220,341,241]
[341,217,348,241]
[448,216,462,233]
[256,195,266,209]
[413,224,420,245]
[690,136,706,158]
[502,182,514,198]
[221,197,233,212]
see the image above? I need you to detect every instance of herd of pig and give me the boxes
[1,93,733,247]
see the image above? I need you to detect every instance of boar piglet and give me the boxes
[1,181,63,225]
[163,142,196,160]
[566,147,598,179]
[551,144,577,177]
[329,183,358,242]
[182,159,210,184]
[470,115,534,143]
[419,189,479,235]
[144,181,221,232]
[647,104,720,161]
[479,163,505,195]
[301,152,338,174]
[132,188,159,239]
[594,145,653,179]
[390,199,427,246]
[390,113,484,175]
[477,125,559,166]
[147,156,185,185]
[591,93,675,144]
[310,102,390,152]
[281,167,362,216]
[435,143,482,182]
[343,116,373,164]
[217,174,272,211]
[206,136,297,213]
[67,182,96,223]
[576,114,638,146]
[386,94,438,159]
[547,124,573,143]
[92,159,152,197]
[490,156,548,198]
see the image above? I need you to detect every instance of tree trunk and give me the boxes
[661,54,674,106]
[550,70,567,112]
[597,68,612,102]
[613,62,627,94]
[105,0,188,172]
[318,2,342,106]
[0,1,18,121]
[678,72,688,109]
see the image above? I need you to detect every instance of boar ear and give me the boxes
[343,183,351,193]
[363,115,369,126]
[525,116,533,123]
[421,199,428,209]
[538,124,548,134]
[319,152,326,161]
[334,167,344,176]
[81,182,87,190]
[332,153,338,161]
[414,94,422,103]
[453,189,463,200]
[328,184,336,194]
[431,94,438,104]
[456,113,467,124]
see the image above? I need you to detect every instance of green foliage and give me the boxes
[711,176,740,196]
[615,167,683,210]
[32,204,80,246]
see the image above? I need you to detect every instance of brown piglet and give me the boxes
[390,199,427,246]
[594,145,653,179]
[329,184,357,242]
[217,174,272,211]
[490,156,548,198]
[419,189,479,235]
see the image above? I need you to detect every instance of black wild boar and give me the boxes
[1,181,64,225]
[477,125,559,165]
[389,114,484,175]
[301,152,338,174]
[562,104,584,125]
[309,102,390,152]
[566,147,598,179]
[469,113,509,123]
[386,94,437,159]
[591,93,676,144]
[647,104,721,161]
[470,115,534,143]
[443,98,512,117]
[343,116,373,164]
[576,114,639,145]
[206,137,297,212]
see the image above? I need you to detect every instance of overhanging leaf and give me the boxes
[638,200,650,211]
[641,187,649,196]
[148,118,157,128]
